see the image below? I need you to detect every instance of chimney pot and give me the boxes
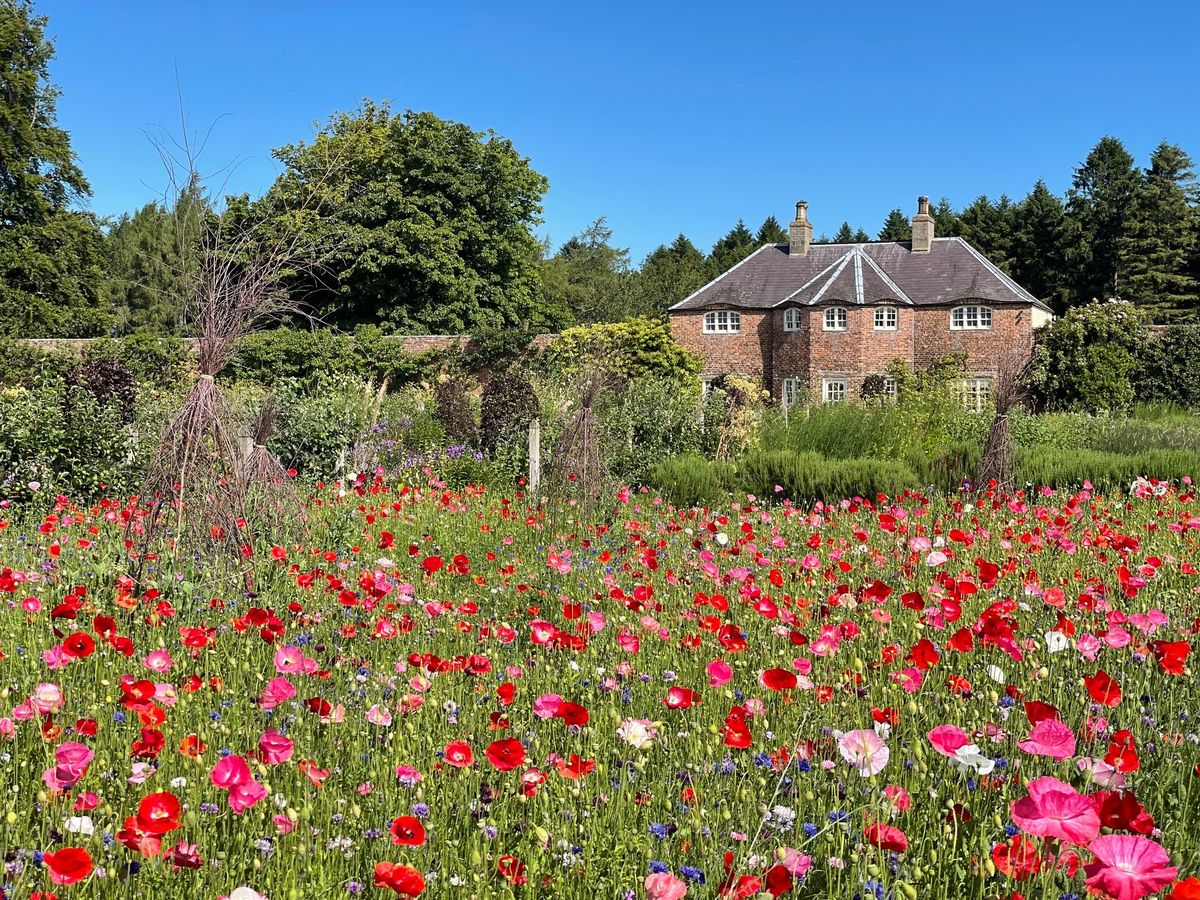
[790,199,813,257]
[911,195,935,252]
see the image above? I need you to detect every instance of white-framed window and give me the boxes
[823,307,848,332]
[956,376,992,413]
[873,306,898,330]
[782,308,803,332]
[950,305,993,331]
[822,378,847,404]
[703,310,741,334]
[883,376,897,400]
[782,376,804,409]
[700,377,719,397]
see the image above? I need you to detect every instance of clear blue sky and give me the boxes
[44,0,1200,263]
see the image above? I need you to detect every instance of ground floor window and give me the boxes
[782,376,804,409]
[822,378,847,404]
[957,376,992,413]
[883,376,897,400]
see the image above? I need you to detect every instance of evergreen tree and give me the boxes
[931,198,962,237]
[853,227,871,243]
[540,217,637,324]
[710,219,756,273]
[959,195,1017,271]
[754,215,788,245]
[1011,180,1069,312]
[636,234,714,318]
[0,1,108,336]
[877,209,911,241]
[833,222,856,243]
[1118,142,1199,321]
[1065,136,1140,302]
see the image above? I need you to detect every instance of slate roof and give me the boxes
[670,238,1052,312]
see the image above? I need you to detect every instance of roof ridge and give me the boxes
[858,247,916,306]
[773,252,850,306]
[808,252,855,305]
[951,237,1051,311]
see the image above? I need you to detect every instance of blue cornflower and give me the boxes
[680,866,705,883]
[802,822,819,837]
[649,822,670,840]
[648,861,669,873]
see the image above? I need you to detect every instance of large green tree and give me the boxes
[958,195,1017,270]
[710,219,756,273]
[0,1,107,336]
[540,218,637,324]
[260,102,554,333]
[754,215,788,245]
[636,234,713,318]
[1118,142,1199,320]
[877,209,911,241]
[1065,136,1141,303]
[1011,180,1069,311]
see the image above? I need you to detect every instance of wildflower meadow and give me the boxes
[0,474,1198,900]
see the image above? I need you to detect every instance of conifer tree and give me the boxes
[1011,180,1069,312]
[877,209,911,241]
[754,215,788,245]
[1066,136,1140,301]
[710,219,756,273]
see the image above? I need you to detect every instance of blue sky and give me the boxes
[45,0,1200,263]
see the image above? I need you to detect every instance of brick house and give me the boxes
[669,197,1053,407]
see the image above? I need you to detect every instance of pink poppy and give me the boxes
[1010,776,1100,846]
[211,754,252,790]
[644,871,688,900]
[838,729,889,777]
[228,780,268,814]
[532,694,563,719]
[1083,835,1177,900]
[258,730,294,765]
[1018,719,1077,761]
[707,660,733,686]
[928,725,970,758]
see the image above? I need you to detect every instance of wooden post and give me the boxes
[528,418,541,496]
[237,435,253,460]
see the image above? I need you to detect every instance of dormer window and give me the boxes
[782,308,802,332]
[873,306,898,330]
[951,305,993,330]
[703,310,741,334]
[823,307,848,332]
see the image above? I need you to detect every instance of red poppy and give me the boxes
[760,668,798,691]
[907,637,940,671]
[389,815,426,846]
[43,847,93,885]
[1084,670,1122,706]
[485,739,526,771]
[497,855,527,886]
[61,633,94,659]
[724,706,752,749]
[1024,701,1060,725]
[666,687,701,709]
[992,834,1042,880]
[1152,640,1190,676]
[557,702,589,728]
[1104,729,1140,773]
[444,740,473,768]
[554,753,596,780]
[374,861,425,896]
[764,863,793,898]
[1169,877,1200,900]
[863,823,908,853]
[1092,790,1155,835]
[130,728,165,759]
[136,791,182,835]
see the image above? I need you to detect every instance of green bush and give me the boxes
[542,317,700,381]
[0,340,72,388]
[229,327,439,388]
[738,450,918,502]
[479,372,538,454]
[603,378,705,484]
[1016,447,1200,491]
[267,375,375,477]
[433,377,477,444]
[0,380,132,503]
[88,334,189,387]
[1136,327,1200,409]
[649,453,735,508]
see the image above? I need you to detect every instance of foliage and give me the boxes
[739,449,918,501]
[261,102,554,333]
[1026,300,1150,411]
[1017,446,1200,491]
[64,354,137,426]
[600,378,705,485]
[542,318,700,381]
[1136,326,1200,408]
[459,326,534,373]
[877,209,911,241]
[266,374,375,477]
[0,338,71,387]
[0,2,107,336]
[540,218,636,324]
[479,372,538,454]
[635,235,713,319]
[433,376,477,445]
[1065,136,1140,304]
[648,453,735,508]
[228,327,439,388]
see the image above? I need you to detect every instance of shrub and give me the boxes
[738,450,918,502]
[479,372,538,453]
[1026,300,1150,412]
[0,339,71,388]
[268,375,375,477]
[1016,447,1200,492]
[1136,326,1200,409]
[100,334,189,386]
[649,453,734,508]
[542,317,700,381]
[604,378,706,484]
[433,377,477,444]
[64,354,137,425]
[229,327,438,388]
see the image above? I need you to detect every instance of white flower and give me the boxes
[617,718,658,750]
[951,743,995,775]
[1045,631,1070,654]
[715,532,729,546]
[63,816,94,835]
[986,665,1006,684]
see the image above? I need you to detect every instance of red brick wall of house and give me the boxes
[670,303,1035,399]
[669,310,773,382]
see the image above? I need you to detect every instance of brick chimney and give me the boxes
[789,201,812,257]
[911,195,935,252]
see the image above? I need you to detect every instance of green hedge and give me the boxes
[229,327,439,387]
[1016,447,1200,491]
[649,453,735,508]
[738,450,918,502]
